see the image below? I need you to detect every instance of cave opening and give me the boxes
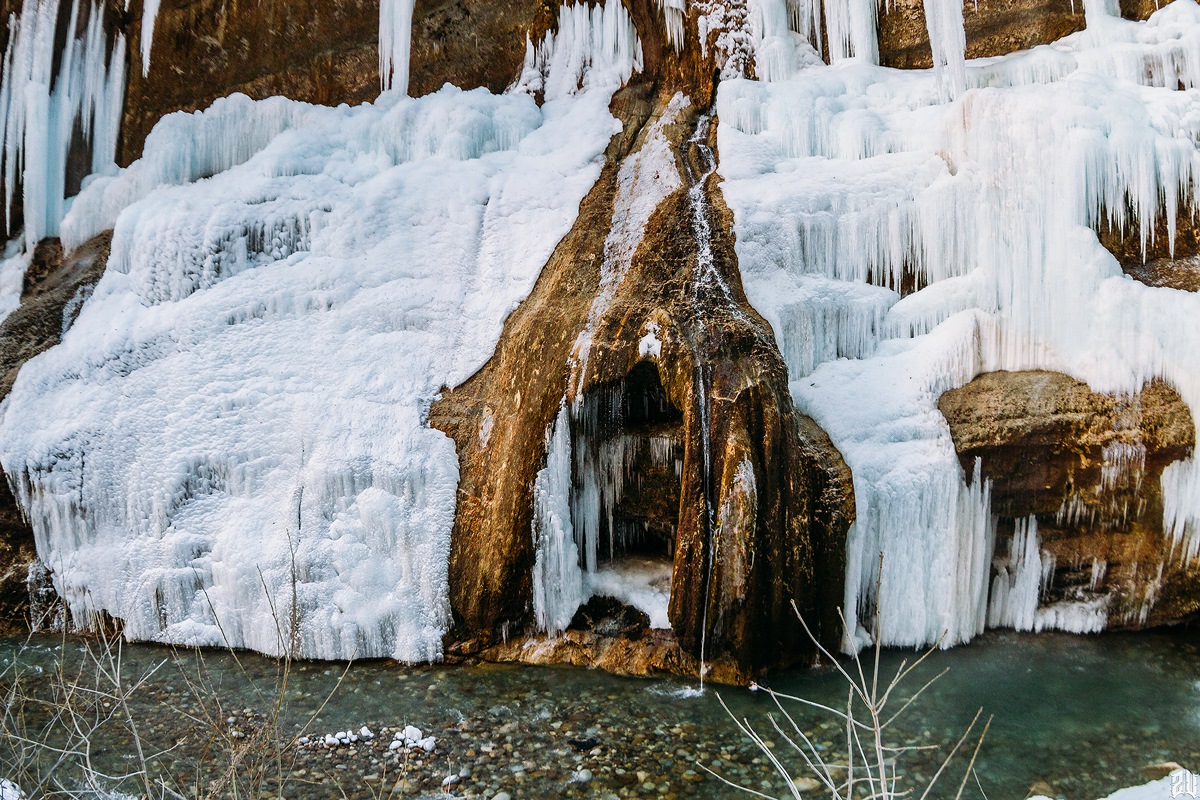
[569,361,684,627]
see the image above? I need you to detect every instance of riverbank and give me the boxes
[1,629,1196,799]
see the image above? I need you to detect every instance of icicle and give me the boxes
[923,0,967,99]
[653,0,688,52]
[531,404,586,635]
[0,0,126,245]
[987,517,1044,631]
[512,1,644,101]
[379,0,416,94]
[139,0,159,76]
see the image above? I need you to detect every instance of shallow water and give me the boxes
[0,629,1196,799]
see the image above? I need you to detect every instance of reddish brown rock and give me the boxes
[431,82,853,682]
[940,370,1199,629]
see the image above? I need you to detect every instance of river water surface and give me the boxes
[1,629,1196,799]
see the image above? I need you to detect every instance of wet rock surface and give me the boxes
[431,81,853,679]
[940,370,1199,628]
[1099,209,1200,293]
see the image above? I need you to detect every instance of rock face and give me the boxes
[119,0,534,162]
[0,234,112,632]
[878,0,1155,69]
[431,78,853,679]
[940,371,1199,629]
[1098,209,1200,292]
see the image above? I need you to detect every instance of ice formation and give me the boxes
[0,0,125,244]
[531,406,586,635]
[0,8,635,657]
[379,0,416,94]
[514,0,643,102]
[719,1,1200,649]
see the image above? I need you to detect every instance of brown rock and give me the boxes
[940,370,1199,629]
[879,0,1157,70]
[1099,206,1200,292]
[432,82,853,679]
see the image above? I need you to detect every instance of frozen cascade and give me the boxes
[987,517,1046,631]
[379,0,416,94]
[924,0,967,99]
[513,1,643,103]
[531,405,585,636]
[0,0,125,245]
[989,517,1110,633]
[718,2,1200,650]
[654,0,688,52]
[0,61,628,658]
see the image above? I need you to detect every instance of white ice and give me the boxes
[0,18,632,659]
[718,2,1200,650]
[0,0,125,246]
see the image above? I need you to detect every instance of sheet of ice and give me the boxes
[718,2,1200,650]
[0,0,125,245]
[585,556,673,629]
[0,68,626,659]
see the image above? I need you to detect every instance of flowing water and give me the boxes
[0,629,1196,799]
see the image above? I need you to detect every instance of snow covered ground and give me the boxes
[0,3,641,660]
[718,0,1200,650]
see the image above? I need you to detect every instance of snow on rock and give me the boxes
[0,35,629,660]
[0,0,125,245]
[0,779,25,800]
[585,556,673,629]
[718,2,1200,650]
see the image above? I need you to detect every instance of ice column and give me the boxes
[379,0,416,94]
[923,0,966,99]
[0,0,126,245]
[532,405,586,635]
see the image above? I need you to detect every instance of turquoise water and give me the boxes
[0,629,1196,799]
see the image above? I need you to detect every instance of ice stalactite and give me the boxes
[718,2,1200,650]
[989,517,1110,633]
[531,405,585,636]
[513,1,643,102]
[0,0,125,245]
[923,0,967,99]
[379,0,416,94]
[987,517,1046,631]
[654,0,688,51]
[138,0,159,76]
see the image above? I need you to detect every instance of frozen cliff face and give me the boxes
[0,0,642,658]
[719,0,1200,650]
